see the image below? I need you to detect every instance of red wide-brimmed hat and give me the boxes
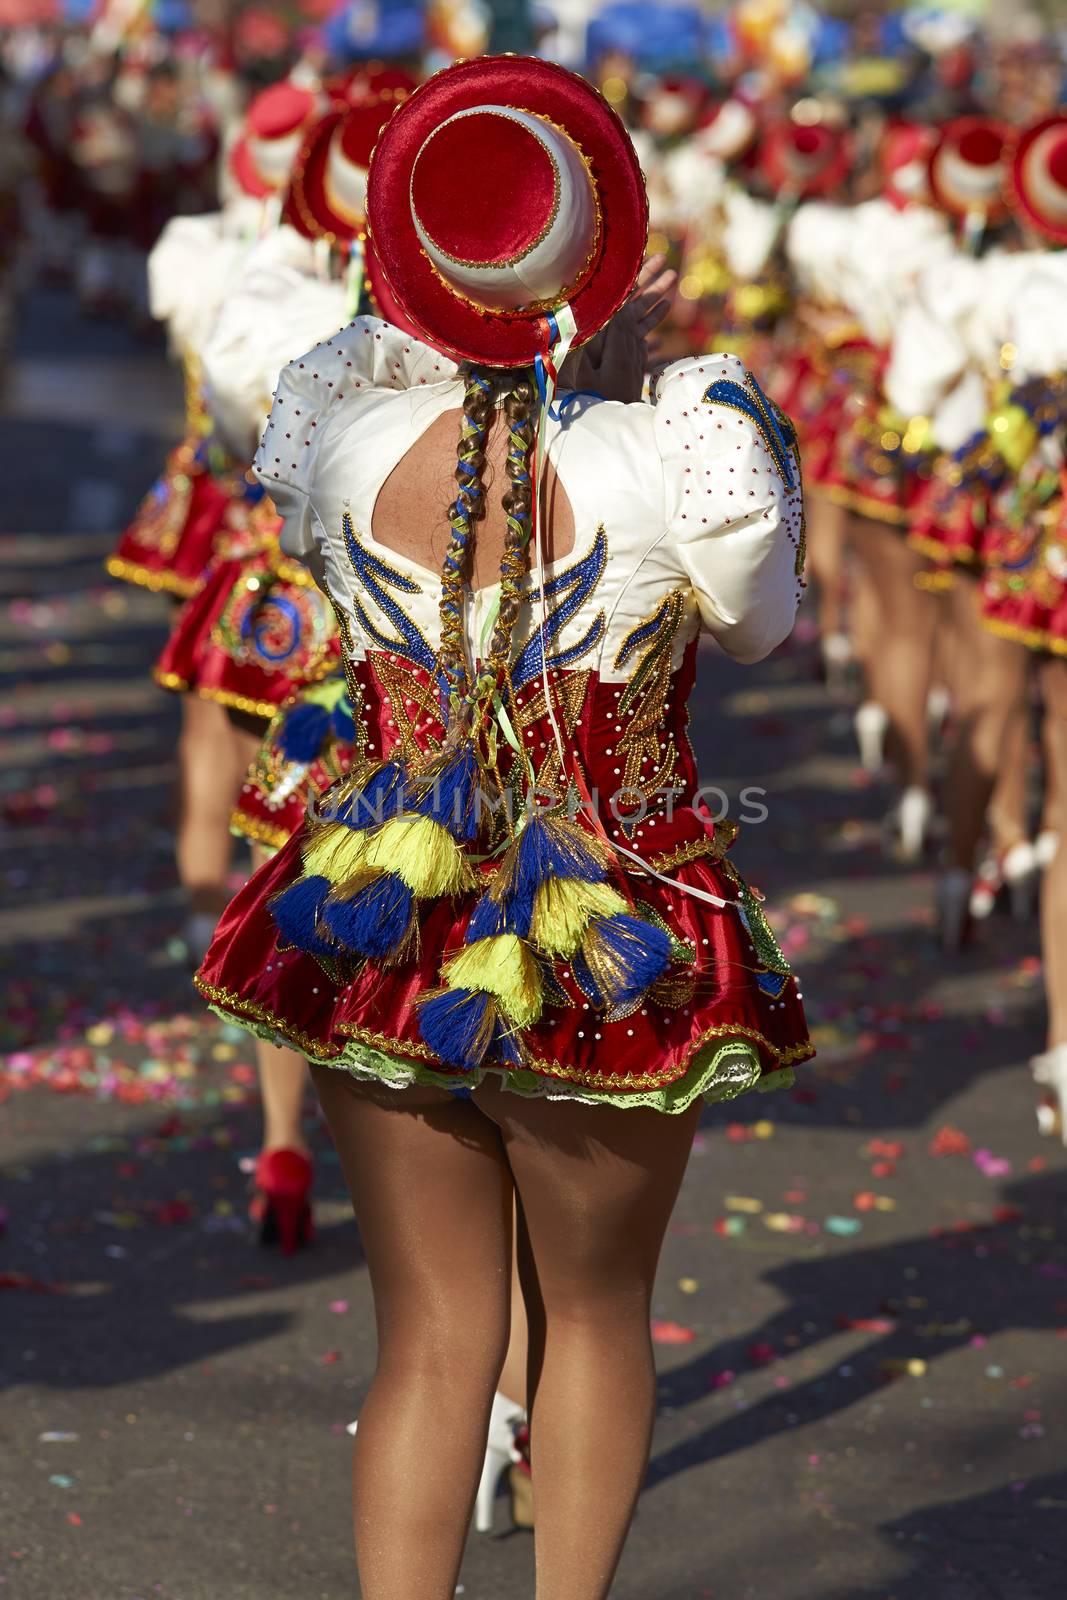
[758,119,852,200]
[286,95,403,244]
[1007,115,1067,245]
[364,232,423,340]
[882,121,937,210]
[365,55,648,368]
[928,115,1010,224]
[230,82,325,199]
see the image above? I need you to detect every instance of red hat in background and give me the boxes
[365,55,648,368]
[286,94,402,244]
[640,74,708,139]
[230,81,324,198]
[1007,114,1067,245]
[326,65,419,107]
[928,115,1011,225]
[882,121,937,210]
[758,118,852,200]
[694,96,759,163]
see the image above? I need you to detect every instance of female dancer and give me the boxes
[886,131,1035,943]
[976,118,1067,1137]
[107,79,325,958]
[162,85,411,1248]
[196,57,811,1597]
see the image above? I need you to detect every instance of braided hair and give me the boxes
[484,373,537,677]
[437,370,495,695]
[439,366,538,709]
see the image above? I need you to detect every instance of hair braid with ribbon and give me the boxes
[438,370,494,696]
[481,372,537,686]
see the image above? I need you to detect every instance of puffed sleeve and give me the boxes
[656,355,804,664]
[252,315,458,561]
[147,213,240,358]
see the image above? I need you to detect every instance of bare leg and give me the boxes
[497,1212,529,1409]
[848,532,881,683]
[311,1070,513,1600]
[987,716,1031,855]
[175,695,251,915]
[475,1080,701,1600]
[848,514,940,790]
[943,575,1031,871]
[807,491,849,643]
[1040,660,1067,1049]
[251,842,310,1154]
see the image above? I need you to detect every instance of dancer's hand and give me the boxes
[560,254,678,403]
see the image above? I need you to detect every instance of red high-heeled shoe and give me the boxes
[250,1148,314,1254]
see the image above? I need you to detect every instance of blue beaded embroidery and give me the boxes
[342,513,440,683]
[703,374,797,492]
[511,527,608,691]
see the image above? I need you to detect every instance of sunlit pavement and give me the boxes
[1,290,1064,1600]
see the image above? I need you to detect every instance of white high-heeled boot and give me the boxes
[1032,1045,1067,1146]
[926,683,952,733]
[897,786,933,862]
[1034,830,1061,870]
[1002,840,1039,922]
[821,632,854,695]
[474,1390,527,1534]
[347,1389,529,1533]
[855,701,889,773]
[970,841,1039,922]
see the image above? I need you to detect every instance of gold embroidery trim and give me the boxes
[105,556,201,598]
[647,838,716,873]
[981,617,1067,657]
[196,979,814,1088]
[825,484,909,526]
[906,530,978,566]
[229,809,289,850]
[194,977,346,1060]
[153,669,276,721]
[612,590,687,808]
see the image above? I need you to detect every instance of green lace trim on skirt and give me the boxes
[205,1005,795,1114]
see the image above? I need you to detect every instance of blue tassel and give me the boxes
[492,1022,524,1066]
[505,813,606,931]
[419,986,497,1072]
[269,874,335,955]
[321,874,414,959]
[575,913,672,1009]
[333,762,403,829]
[331,698,356,741]
[276,702,331,764]
[466,892,522,941]
[407,745,481,841]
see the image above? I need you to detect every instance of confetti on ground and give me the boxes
[1,1013,259,1107]
[651,1320,697,1346]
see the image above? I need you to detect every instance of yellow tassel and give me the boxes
[362,815,477,898]
[324,866,383,903]
[531,879,628,957]
[302,821,371,884]
[442,935,543,1027]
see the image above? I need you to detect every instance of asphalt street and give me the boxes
[1,289,1065,1600]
